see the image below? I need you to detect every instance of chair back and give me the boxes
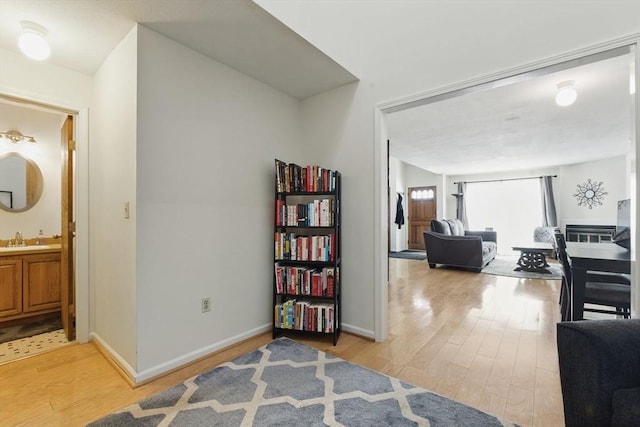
[554,232,570,278]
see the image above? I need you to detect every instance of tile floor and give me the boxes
[0,329,70,365]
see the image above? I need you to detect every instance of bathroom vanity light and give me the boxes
[555,80,577,107]
[0,130,37,143]
[18,21,50,61]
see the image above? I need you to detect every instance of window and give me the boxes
[411,189,434,200]
[465,179,543,255]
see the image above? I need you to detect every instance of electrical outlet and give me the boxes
[201,297,211,313]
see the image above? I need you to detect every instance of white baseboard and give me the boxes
[91,322,375,385]
[342,322,375,340]
[91,323,272,385]
[90,332,138,383]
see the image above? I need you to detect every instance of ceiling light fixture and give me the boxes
[18,21,50,61]
[0,130,37,143]
[555,80,577,107]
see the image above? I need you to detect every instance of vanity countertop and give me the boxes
[0,243,62,256]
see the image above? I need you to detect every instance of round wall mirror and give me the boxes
[0,152,44,212]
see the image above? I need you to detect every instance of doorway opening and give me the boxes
[0,94,78,363]
[376,38,639,342]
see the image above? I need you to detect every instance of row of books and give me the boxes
[274,299,336,333]
[275,159,338,193]
[274,232,336,262]
[275,264,337,297]
[275,199,335,227]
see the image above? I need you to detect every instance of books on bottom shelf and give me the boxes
[274,299,336,333]
[274,263,336,296]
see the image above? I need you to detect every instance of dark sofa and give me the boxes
[423,219,497,272]
[557,319,640,427]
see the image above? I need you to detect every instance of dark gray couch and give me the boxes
[557,319,640,427]
[423,219,497,272]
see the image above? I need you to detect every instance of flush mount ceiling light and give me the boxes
[18,21,50,60]
[555,80,577,107]
[0,130,37,143]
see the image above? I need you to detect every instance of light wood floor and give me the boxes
[0,258,566,426]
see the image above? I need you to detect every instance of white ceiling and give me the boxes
[387,51,635,176]
[0,0,357,99]
[0,0,635,176]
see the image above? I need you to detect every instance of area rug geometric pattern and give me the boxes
[89,338,517,427]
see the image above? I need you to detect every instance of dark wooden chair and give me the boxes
[554,231,630,321]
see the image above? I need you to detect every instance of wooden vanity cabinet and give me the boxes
[23,253,61,313]
[0,250,61,322]
[0,258,22,317]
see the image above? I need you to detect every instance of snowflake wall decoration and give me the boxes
[573,179,607,209]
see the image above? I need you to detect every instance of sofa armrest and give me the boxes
[423,232,484,268]
[465,230,497,243]
[557,319,640,427]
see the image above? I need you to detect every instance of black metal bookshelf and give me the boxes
[273,159,341,345]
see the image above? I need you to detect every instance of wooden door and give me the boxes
[60,115,75,341]
[408,186,437,250]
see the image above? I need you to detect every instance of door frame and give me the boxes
[0,91,89,344]
[374,35,640,342]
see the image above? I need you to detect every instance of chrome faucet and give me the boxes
[12,231,25,247]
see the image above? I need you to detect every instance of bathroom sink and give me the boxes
[0,244,61,252]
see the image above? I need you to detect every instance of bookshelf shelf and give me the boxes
[273,159,341,345]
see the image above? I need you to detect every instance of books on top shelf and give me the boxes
[274,299,336,333]
[275,159,338,193]
[274,263,337,297]
[274,232,336,262]
[275,199,334,227]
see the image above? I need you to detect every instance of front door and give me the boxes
[408,186,437,250]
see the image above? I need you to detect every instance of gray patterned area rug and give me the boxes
[88,338,517,427]
[389,251,427,261]
[481,255,562,280]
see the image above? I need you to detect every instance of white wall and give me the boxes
[91,27,139,369]
[259,0,640,337]
[0,105,63,239]
[134,26,301,375]
[0,48,92,108]
[557,156,630,231]
[389,156,406,251]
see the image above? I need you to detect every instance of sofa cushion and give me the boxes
[612,387,640,427]
[534,226,559,244]
[431,219,451,235]
[482,241,497,258]
[444,219,465,236]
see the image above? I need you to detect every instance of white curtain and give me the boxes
[466,179,543,255]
